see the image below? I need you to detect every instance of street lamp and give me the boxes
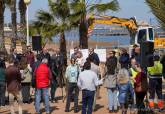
[24,0,31,46]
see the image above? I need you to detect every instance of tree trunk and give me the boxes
[19,0,27,53]
[60,32,67,66]
[0,0,5,52]
[19,0,26,25]
[10,0,17,49]
[79,15,88,49]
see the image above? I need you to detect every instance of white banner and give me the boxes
[70,49,106,62]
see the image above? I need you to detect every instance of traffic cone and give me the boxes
[149,100,154,108]
[157,100,164,109]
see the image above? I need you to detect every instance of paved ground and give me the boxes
[1,85,165,114]
[0,86,109,114]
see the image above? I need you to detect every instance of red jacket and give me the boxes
[35,63,52,88]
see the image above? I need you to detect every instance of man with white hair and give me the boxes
[34,58,52,114]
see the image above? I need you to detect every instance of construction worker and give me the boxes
[147,55,163,110]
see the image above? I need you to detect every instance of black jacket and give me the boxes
[89,52,100,66]
[119,53,130,69]
[106,56,117,75]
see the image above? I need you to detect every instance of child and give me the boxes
[117,68,134,114]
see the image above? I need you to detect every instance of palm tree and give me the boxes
[146,0,165,29]
[30,21,58,48]
[19,0,27,53]
[19,0,26,25]
[70,0,120,48]
[33,0,72,66]
[6,0,17,49]
[19,0,26,40]
[0,0,5,52]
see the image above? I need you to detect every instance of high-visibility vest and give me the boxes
[147,61,163,75]
[130,68,138,86]
[130,68,138,79]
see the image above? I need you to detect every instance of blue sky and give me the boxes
[4,0,156,24]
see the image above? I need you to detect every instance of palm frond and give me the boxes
[48,0,70,20]
[69,11,83,24]
[89,0,120,13]
[146,0,165,28]
[70,1,86,14]
[36,10,54,24]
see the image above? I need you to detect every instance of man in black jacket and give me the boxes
[119,48,130,69]
[39,49,51,66]
[88,48,100,66]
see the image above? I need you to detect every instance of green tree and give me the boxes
[0,0,5,51]
[33,0,73,66]
[70,0,120,48]
[146,0,165,29]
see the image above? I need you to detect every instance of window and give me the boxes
[138,29,146,43]
[149,28,154,40]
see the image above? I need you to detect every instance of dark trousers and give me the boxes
[82,90,95,114]
[21,83,31,103]
[65,83,79,111]
[0,81,6,106]
[149,78,162,99]
[50,80,57,100]
[120,103,128,114]
[135,92,146,114]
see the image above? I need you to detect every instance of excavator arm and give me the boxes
[88,15,154,46]
[88,15,138,38]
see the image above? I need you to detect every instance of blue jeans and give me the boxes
[35,88,50,113]
[82,90,95,114]
[107,88,118,110]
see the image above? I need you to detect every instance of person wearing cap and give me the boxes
[147,55,163,110]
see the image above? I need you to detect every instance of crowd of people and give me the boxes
[0,45,165,114]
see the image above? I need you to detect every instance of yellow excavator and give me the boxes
[88,15,165,49]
